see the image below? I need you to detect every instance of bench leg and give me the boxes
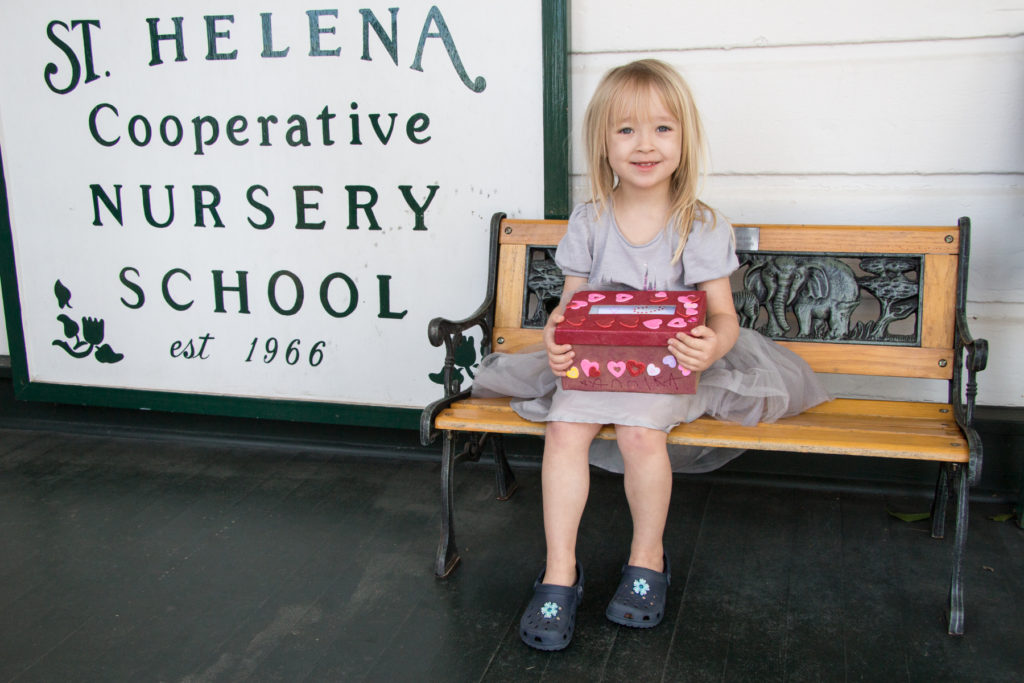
[492,435,519,501]
[435,431,460,578]
[947,463,969,635]
[931,463,950,539]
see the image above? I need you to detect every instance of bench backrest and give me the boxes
[487,214,971,382]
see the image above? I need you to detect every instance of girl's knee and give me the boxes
[615,425,668,462]
[544,421,601,458]
[546,421,600,443]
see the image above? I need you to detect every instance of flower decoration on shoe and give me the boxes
[606,555,671,629]
[540,601,561,619]
[520,564,584,651]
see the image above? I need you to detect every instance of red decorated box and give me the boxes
[553,290,707,394]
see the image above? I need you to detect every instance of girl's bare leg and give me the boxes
[615,425,672,572]
[542,420,601,586]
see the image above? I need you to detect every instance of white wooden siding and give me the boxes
[569,1,1024,406]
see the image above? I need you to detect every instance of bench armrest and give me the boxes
[953,311,988,419]
[420,213,505,443]
[419,388,472,446]
[952,310,988,485]
[427,298,495,350]
[956,311,988,375]
[425,296,496,397]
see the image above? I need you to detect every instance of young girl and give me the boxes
[472,59,828,651]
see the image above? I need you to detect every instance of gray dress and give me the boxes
[472,202,830,473]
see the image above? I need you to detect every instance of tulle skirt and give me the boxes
[471,328,830,473]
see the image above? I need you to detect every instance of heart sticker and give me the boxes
[615,292,634,302]
[619,315,639,328]
[643,319,663,329]
[567,300,588,310]
[650,291,668,302]
[668,318,687,328]
[566,366,580,379]
[565,318,585,326]
[564,311,586,326]
[678,294,696,303]
[647,363,661,376]
[626,360,645,376]
[581,360,601,377]
[594,317,614,328]
[587,293,606,303]
[662,355,677,368]
[680,367,692,376]
[607,361,626,378]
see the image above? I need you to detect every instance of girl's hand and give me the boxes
[544,311,575,376]
[671,277,740,372]
[667,325,719,372]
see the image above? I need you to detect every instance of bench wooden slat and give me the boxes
[775,342,953,379]
[740,224,960,255]
[446,395,955,423]
[500,219,575,245]
[800,397,952,419]
[434,397,969,463]
[495,244,528,329]
[499,220,961,254]
[921,253,957,349]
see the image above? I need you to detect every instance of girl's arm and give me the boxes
[667,276,739,372]
[543,275,588,376]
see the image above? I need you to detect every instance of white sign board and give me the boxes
[0,1,563,426]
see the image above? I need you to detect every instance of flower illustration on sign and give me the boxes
[51,280,124,364]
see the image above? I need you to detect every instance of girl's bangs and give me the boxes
[608,78,679,126]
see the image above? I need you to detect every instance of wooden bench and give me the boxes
[420,212,988,634]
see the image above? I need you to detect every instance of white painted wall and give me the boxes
[569,0,1024,407]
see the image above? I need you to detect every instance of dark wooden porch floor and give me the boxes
[1,426,1022,682]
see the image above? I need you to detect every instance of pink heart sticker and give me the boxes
[607,361,626,378]
[662,355,677,368]
[668,318,687,328]
[615,292,634,302]
[678,294,696,303]
[680,367,692,376]
[581,360,600,377]
[642,319,663,329]
[587,293,606,303]
[567,300,588,310]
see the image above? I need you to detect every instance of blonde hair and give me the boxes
[582,59,714,263]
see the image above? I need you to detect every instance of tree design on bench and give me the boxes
[855,256,920,341]
[524,247,564,328]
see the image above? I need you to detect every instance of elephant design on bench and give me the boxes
[742,254,865,341]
